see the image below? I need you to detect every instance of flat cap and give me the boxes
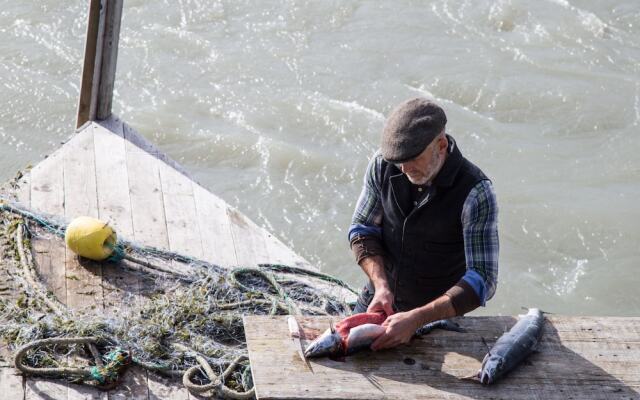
[381,98,447,162]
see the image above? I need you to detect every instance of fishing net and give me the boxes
[0,198,357,398]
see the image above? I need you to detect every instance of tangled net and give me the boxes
[0,200,356,398]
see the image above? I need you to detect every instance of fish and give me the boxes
[304,312,464,359]
[304,312,387,358]
[476,308,545,385]
[415,319,465,336]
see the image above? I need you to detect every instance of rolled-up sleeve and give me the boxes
[459,180,499,305]
[348,153,386,261]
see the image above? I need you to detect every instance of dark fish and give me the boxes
[304,313,464,359]
[477,308,545,385]
[415,319,465,336]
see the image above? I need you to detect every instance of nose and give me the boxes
[397,161,411,173]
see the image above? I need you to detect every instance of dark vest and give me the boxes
[380,137,488,311]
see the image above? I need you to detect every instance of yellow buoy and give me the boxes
[65,216,117,261]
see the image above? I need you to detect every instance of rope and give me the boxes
[14,337,130,389]
[14,337,97,378]
[176,344,254,399]
[258,263,359,296]
[229,268,301,315]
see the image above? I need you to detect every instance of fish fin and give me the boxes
[329,320,336,334]
[521,306,554,315]
[460,371,480,382]
[530,338,542,352]
[448,320,466,333]
[480,336,492,353]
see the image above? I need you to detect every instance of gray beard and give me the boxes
[407,152,444,185]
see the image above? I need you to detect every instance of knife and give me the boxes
[288,315,313,373]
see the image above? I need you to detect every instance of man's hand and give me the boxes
[366,286,395,317]
[358,255,395,316]
[370,295,458,351]
[370,310,421,351]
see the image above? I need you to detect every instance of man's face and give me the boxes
[395,135,447,185]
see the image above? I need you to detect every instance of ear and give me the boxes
[437,133,448,152]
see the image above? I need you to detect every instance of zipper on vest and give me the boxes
[395,188,433,307]
[391,184,406,219]
[394,217,408,307]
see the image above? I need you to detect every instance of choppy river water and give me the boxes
[1,0,639,316]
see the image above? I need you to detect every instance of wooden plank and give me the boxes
[192,182,237,268]
[97,114,124,137]
[96,0,123,120]
[227,207,270,268]
[147,372,189,400]
[124,134,191,399]
[28,144,68,308]
[244,315,640,400]
[67,385,108,400]
[25,377,68,400]
[121,121,191,178]
[76,0,106,128]
[32,237,67,307]
[15,173,31,207]
[262,230,309,268]
[226,203,311,269]
[30,149,65,216]
[63,130,104,313]
[0,367,25,399]
[124,137,180,330]
[92,124,149,397]
[125,140,169,250]
[159,162,203,269]
[93,123,133,242]
[107,366,149,400]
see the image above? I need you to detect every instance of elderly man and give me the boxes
[348,98,499,350]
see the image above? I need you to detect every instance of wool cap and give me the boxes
[381,98,447,162]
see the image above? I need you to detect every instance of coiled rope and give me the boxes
[175,343,254,399]
[13,337,130,388]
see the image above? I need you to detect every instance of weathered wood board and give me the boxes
[244,315,640,400]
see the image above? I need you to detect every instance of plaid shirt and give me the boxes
[349,145,499,305]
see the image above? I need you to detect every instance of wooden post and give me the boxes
[76,0,123,129]
[96,0,123,120]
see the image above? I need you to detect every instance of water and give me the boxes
[1,0,639,316]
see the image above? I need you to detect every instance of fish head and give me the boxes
[479,354,504,385]
[304,327,343,358]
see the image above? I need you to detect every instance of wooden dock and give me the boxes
[0,116,318,399]
[244,315,640,400]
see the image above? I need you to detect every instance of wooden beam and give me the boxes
[96,0,123,120]
[76,0,123,128]
[76,0,105,129]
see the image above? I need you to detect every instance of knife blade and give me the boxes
[288,315,313,372]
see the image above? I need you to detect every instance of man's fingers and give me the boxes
[371,334,387,351]
[372,335,396,351]
[367,303,381,314]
